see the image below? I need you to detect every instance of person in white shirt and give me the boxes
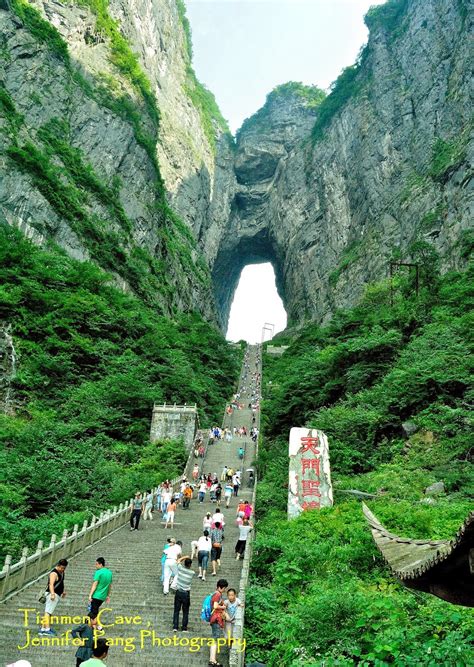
[198,481,207,504]
[232,474,241,498]
[212,509,225,529]
[224,482,233,508]
[235,519,252,560]
[196,530,212,581]
[203,512,212,531]
[163,539,182,594]
[143,490,154,521]
[161,489,172,518]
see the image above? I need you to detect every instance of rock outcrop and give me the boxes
[1,0,472,331]
[206,0,473,328]
[0,0,226,321]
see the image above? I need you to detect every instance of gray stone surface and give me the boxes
[425,481,446,496]
[205,0,473,329]
[149,404,197,451]
[1,0,472,331]
[402,421,420,437]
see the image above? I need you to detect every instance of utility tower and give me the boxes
[261,322,275,343]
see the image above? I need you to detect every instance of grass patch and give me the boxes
[10,0,69,62]
[72,0,159,126]
[312,63,365,143]
[428,136,468,183]
[328,240,362,286]
[249,264,474,665]
[364,0,410,34]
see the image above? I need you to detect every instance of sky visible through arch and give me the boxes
[184,0,385,342]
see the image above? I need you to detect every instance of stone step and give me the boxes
[0,345,260,666]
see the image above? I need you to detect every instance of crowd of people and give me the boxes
[34,346,262,667]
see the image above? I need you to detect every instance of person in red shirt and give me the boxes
[209,578,228,667]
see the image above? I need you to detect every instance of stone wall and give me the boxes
[149,404,197,451]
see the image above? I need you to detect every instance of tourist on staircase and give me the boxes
[235,519,252,560]
[208,579,229,667]
[171,555,195,632]
[210,522,224,576]
[38,558,68,636]
[163,537,181,595]
[161,537,172,583]
[224,588,243,639]
[71,616,94,665]
[164,496,177,530]
[143,489,153,521]
[161,485,172,518]
[129,492,143,531]
[224,480,233,508]
[215,482,222,507]
[233,471,241,497]
[80,637,109,666]
[198,478,207,503]
[196,529,212,581]
[88,557,113,631]
[183,483,193,509]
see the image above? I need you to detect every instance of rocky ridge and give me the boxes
[207,0,473,328]
[1,0,472,331]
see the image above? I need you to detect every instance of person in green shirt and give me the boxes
[81,637,109,666]
[88,557,113,631]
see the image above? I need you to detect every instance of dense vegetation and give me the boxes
[0,226,240,560]
[247,255,473,665]
[3,1,215,313]
[237,82,326,141]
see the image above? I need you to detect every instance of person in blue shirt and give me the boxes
[161,537,172,582]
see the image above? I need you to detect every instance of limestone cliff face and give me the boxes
[208,0,473,328]
[1,0,472,332]
[0,0,227,321]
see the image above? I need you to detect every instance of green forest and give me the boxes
[247,257,473,666]
[0,225,240,560]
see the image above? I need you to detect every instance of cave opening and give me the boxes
[226,263,287,344]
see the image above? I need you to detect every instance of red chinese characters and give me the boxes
[301,457,320,476]
[302,501,320,510]
[301,479,321,497]
[300,435,320,455]
[299,433,322,510]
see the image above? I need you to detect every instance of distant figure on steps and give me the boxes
[129,492,143,531]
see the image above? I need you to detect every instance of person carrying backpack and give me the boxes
[208,579,228,667]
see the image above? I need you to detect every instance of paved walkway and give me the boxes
[0,345,260,667]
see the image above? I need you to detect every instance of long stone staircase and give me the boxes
[0,346,260,667]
